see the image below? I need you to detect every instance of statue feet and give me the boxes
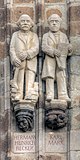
[25,83,39,101]
[46,93,71,102]
[59,96,71,102]
[10,79,18,90]
[46,92,54,101]
[25,91,38,102]
[25,92,33,100]
[14,93,23,101]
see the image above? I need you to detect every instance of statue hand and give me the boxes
[54,49,61,57]
[27,54,31,60]
[19,51,27,60]
[13,57,21,67]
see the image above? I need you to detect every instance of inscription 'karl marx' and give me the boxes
[48,134,64,145]
[46,133,67,152]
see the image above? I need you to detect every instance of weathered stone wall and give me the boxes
[67,1,80,160]
[0,0,80,160]
[0,1,10,160]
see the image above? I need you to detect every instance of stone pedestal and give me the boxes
[44,100,68,160]
[8,100,37,160]
[11,132,35,153]
[45,99,67,109]
[9,132,35,160]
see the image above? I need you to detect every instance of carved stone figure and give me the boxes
[45,108,67,130]
[15,108,34,132]
[42,13,72,102]
[10,14,39,101]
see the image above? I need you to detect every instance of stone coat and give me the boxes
[10,30,39,73]
[42,31,69,79]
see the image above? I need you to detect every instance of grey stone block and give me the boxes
[0,60,4,81]
[70,90,80,108]
[70,75,80,91]
[45,153,67,160]
[71,108,80,130]
[70,36,80,55]
[4,56,10,77]
[45,131,67,153]
[70,56,80,75]
[70,130,80,150]
[0,81,5,95]
[4,91,10,110]
[70,151,80,160]
[11,132,35,153]
[4,76,10,93]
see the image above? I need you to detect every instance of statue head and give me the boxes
[17,14,34,32]
[48,13,62,32]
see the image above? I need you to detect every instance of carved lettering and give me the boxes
[12,133,35,153]
[48,135,64,145]
[46,133,67,152]
[16,145,34,151]
[14,134,35,140]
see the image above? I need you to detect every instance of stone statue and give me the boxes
[10,14,39,101]
[42,13,72,102]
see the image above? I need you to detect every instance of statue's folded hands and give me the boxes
[13,56,21,67]
[18,51,27,61]
[54,49,61,57]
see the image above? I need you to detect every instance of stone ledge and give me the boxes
[45,99,67,110]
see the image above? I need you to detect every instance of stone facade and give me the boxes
[0,0,80,160]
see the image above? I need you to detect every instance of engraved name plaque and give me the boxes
[45,132,67,153]
[11,133,35,153]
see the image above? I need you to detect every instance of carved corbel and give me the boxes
[45,100,68,130]
[13,100,36,132]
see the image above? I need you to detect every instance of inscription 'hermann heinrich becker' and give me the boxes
[12,133,35,153]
